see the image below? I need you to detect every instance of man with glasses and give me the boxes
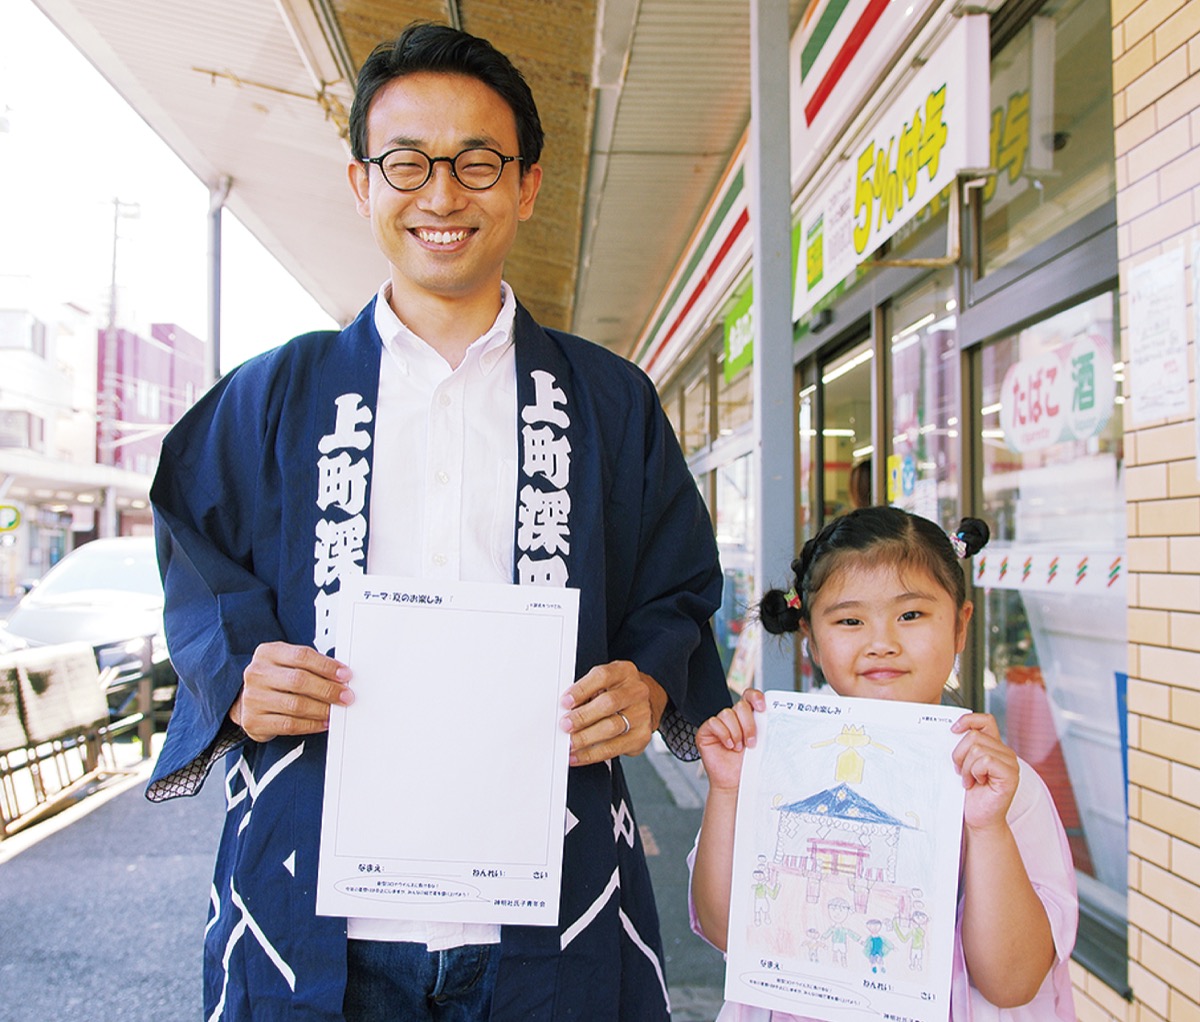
[147,21,729,1022]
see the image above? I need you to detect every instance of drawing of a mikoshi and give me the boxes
[771,782,908,913]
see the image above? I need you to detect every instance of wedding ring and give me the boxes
[616,711,631,735]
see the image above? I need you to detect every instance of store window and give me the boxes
[663,389,683,446]
[886,273,962,533]
[797,375,818,540]
[717,355,753,438]
[679,361,711,456]
[820,339,872,519]
[713,450,756,683]
[713,307,757,689]
[973,292,1126,969]
[980,0,1115,275]
[663,339,758,691]
[794,374,821,690]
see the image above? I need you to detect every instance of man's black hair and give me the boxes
[348,21,544,171]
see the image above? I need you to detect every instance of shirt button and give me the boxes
[436,471,450,484]
[432,553,448,566]
[439,393,452,407]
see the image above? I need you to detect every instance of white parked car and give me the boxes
[0,536,176,724]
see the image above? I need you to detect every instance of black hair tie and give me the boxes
[951,518,990,558]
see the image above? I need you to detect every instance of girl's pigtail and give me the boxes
[758,553,809,635]
[951,517,990,558]
[759,587,802,634]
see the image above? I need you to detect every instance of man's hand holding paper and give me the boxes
[559,660,668,766]
[231,642,354,741]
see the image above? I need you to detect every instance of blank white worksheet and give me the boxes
[316,575,578,926]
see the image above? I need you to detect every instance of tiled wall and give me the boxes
[1091,0,1200,1019]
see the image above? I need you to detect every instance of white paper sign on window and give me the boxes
[1128,248,1188,424]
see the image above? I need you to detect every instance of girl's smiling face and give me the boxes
[802,557,973,705]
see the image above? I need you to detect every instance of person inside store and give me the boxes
[848,456,871,509]
[689,506,1078,1020]
[144,21,731,1022]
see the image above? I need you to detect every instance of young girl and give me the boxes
[690,506,1077,1020]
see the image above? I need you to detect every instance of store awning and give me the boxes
[31,0,805,359]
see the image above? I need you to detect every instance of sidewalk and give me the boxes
[0,745,224,1022]
[0,736,725,1022]
[634,736,726,1022]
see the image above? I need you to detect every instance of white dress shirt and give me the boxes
[346,280,518,949]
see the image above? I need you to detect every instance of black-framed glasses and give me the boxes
[361,146,522,192]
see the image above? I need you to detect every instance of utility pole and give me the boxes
[208,177,232,385]
[99,198,139,477]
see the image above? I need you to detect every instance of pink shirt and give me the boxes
[689,759,1078,1021]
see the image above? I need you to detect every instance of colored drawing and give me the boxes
[723,691,968,1021]
[811,723,893,783]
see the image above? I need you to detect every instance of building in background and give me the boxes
[638,0,1198,1017]
[0,284,205,593]
[95,321,204,477]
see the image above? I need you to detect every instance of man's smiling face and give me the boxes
[348,71,541,313]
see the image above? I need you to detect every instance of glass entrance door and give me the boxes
[819,337,874,521]
[973,291,1127,962]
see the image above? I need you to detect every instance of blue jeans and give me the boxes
[343,940,500,1022]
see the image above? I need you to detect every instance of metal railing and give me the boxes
[0,644,160,840]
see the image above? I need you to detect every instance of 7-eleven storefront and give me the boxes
[636,0,1200,1016]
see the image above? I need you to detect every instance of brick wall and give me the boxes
[1095,0,1200,1019]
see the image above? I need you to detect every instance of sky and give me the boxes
[0,0,338,374]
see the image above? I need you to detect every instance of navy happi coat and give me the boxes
[146,298,731,1021]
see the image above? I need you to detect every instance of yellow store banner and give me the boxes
[793,15,990,320]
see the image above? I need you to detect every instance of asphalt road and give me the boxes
[0,740,725,1022]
